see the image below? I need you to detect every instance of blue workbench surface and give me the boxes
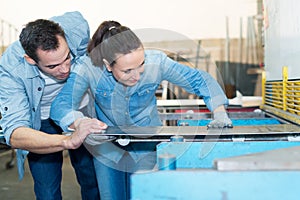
[178,118,281,126]
[131,170,300,200]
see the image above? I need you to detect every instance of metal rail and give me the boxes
[0,19,18,54]
[84,124,300,146]
[159,111,266,121]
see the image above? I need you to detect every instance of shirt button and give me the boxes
[104,92,107,96]
[125,112,128,115]
[125,97,129,100]
[32,108,35,112]
[4,107,8,111]
[38,87,42,91]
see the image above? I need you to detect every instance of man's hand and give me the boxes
[66,118,107,149]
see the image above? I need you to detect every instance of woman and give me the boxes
[51,20,232,200]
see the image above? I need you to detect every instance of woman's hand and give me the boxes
[207,106,233,128]
[66,117,108,149]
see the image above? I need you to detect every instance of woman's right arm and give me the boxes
[50,57,92,132]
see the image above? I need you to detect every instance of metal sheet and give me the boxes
[84,124,300,144]
[215,146,300,171]
[89,124,300,136]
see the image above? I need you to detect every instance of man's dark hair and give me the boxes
[19,19,66,63]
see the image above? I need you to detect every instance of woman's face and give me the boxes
[106,48,145,87]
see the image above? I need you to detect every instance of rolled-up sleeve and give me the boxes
[0,68,32,145]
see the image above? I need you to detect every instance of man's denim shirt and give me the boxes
[51,49,229,163]
[0,11,90,179]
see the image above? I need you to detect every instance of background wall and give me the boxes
[0,0,257,41]
[0,0,261,97]
[264,0,300,80]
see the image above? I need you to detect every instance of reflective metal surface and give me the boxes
[90,124,300,136]
[84,124,300,144]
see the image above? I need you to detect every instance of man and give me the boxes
[0,11,107,200]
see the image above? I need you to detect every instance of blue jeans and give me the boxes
[93,143,157,200]
[27,119,100,200]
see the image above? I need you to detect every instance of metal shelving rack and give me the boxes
[261,66,300,125]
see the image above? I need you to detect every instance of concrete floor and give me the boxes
[0,148,81,199]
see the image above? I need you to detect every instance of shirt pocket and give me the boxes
[95,89,114,110]
[131,83,158,110]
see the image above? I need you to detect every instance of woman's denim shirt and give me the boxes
[51,50,228,162]
[0,11,90,179]
[52,49,228,130]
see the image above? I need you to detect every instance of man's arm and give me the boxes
[10,118,107,154]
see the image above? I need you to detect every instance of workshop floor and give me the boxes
[0,149,81,199]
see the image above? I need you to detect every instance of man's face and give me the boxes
[35,36,71,81]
